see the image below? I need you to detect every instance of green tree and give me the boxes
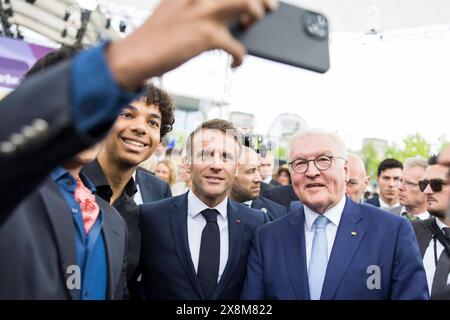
[384,133,431,163]
[360,142,380,181]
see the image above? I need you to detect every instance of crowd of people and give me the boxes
[0,0,450,301]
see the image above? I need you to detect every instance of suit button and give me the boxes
[10,133,26,147]
[21,125,39,139]
[0,141,16,155]
[32,119,49,133]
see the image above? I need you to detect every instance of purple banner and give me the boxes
[0,36,54,89]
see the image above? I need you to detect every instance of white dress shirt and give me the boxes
[304,196,346,271]
[422,218,450,295]
[379,197,400,210]
[187,190,229,282]
[132,171,144,205]
[413,211,430,221]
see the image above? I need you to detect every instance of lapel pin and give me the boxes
[261,208,268,213]
[235,218,241,224]
[351,231,357,236]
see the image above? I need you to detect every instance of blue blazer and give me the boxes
[241,198,429,300]
[139,192,264,300]
[251,196,287,222]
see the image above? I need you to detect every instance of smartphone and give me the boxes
[231,2,330,73]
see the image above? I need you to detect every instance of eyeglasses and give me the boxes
[418,179,448,192]
[288,155,346,174]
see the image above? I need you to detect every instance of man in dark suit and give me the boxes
[0,143,127,299]
[0,0,277,218]
[365,158,403,212]
[412,155,450,299]
[241,130,428,300]
[140,119,264,299]
[262,184,298,210]
[82,83,174,293]
[0,48,127,299]
[259,151,280,193]
[230,146,286,222]
[134,166,172,204]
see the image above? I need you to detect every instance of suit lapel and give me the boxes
[213,201,244,299]
[100,199,123,300]
[169,193,204,298]
[282,207,310,299]
[137,168,153,203]
[40,179,78,300]
[321,198,366,300]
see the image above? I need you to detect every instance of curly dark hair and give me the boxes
[141,82,175,140]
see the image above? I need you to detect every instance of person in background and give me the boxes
[229,146,286,222]
[366,158,403,214]
[398,156,429,221]
[259,151,280,192]
[275,165,292,186]
[155,159,177,186]
[346,153,370,204]
[412,155,450,299]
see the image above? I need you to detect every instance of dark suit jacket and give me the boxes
[251,196,286,222]
[241,198,428,300]
[139,192,264,300]
[365,195,380,207]
[0,61,117,218]
[412,218,450,300]
[262,184,298,210]
[135,167,172,203]
[0,178,128,299]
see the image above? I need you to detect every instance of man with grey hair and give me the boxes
[346,153,370,204]
[242,129,428,300]
[398,156,429,221]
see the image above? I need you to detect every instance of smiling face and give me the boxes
[188,128,239,207]
[102,100,161,168]
[289,133,348,214]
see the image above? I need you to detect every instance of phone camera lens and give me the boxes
[304,13,328,40]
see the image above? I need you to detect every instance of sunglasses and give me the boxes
[418,179,448,192]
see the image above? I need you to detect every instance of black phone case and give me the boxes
[231,2,330,73]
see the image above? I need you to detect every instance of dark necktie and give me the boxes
[197,208,220,299]
[431,227,450,296]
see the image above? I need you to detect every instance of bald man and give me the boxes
[230,147,286,222]
[346,153,370,203]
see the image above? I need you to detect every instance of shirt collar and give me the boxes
[435,217,448,231]
[188,190,228,220]
[304,195,346,232]
[243,200,253,207]
[416,211,430,220]
[50,166,70,182]
[50,166,97,194]
[379,197,399,209]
